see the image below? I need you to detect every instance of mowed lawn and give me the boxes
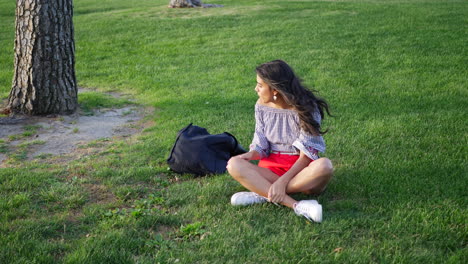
[0,0,467,263]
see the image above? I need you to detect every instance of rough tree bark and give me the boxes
[169,0,202,8]
[168,0,223,8]
[7,0,77,115]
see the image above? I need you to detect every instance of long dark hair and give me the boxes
[256,60,331,136]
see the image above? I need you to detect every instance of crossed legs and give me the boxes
[227,157,333,208]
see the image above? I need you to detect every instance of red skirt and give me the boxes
[258,153,311,176]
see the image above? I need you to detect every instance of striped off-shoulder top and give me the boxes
[249,103,326,160]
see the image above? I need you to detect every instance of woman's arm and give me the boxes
[249,103,270,159]
[267,151,311,203]
[236,150,262,161]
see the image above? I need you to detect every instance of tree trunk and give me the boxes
[168,0,202,8]
[8,0,77,115]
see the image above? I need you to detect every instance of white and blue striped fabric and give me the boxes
[250,103,325,160]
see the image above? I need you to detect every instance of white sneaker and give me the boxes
[231,192,268,206]
[294,200,322,223]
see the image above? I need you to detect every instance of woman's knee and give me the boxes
[226,157,245,177]
[303,159,333,195]
[315,158,334,179]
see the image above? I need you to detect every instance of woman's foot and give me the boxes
[231,192,268,206]
[294,200,322,223]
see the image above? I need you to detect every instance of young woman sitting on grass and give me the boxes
[227,60,333,223]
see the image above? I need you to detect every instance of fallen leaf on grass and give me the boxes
[333,247,343,253]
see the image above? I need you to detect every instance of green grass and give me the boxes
[0,139,7,153]
[1,0,467,263]
[78,91,133,115]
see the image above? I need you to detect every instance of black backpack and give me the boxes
[167,124,247,176]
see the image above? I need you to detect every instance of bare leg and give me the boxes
[228,157,333,207]
[226,157,298,208]
[286,158,334,195]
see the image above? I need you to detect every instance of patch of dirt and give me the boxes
[85,183,118,205]
[0,93,153,167]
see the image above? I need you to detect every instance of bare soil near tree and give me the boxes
[0,90,152,166]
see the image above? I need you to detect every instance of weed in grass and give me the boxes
[8,134,22,141]
[103,208,126,218]
[40,188,61,203]
[145,234,173,251]
[64,194,87,209]
[114,185,151,201]
[101,193,166,222]
[152,176,170,188]
[82,138,111,148]
[24,124,42,131]
[2,140,47,163]
[70,176,82,185]
[21,131,34,137]
[177,222,206,241]
[18,140,46,148]
[9,192,31,208]
[0,139,7,153]
[7,125,42,141]
[35,153,53,159]
[133,194,165,209]
[8,149,28,161]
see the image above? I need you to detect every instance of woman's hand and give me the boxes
[268,179,288,203]
[266,152,312,204]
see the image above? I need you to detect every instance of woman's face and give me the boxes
[255,75,275,103]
